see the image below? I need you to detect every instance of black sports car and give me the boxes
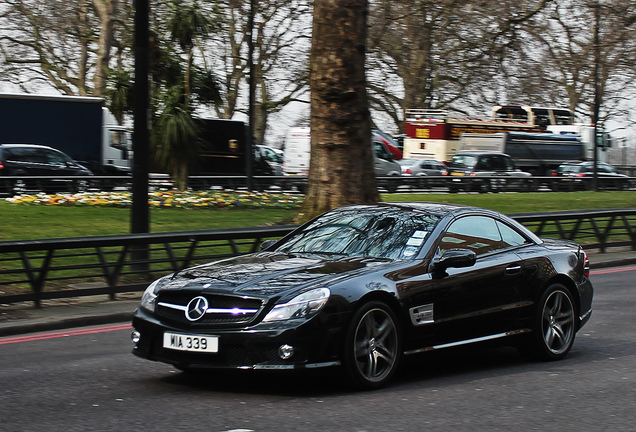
[131,202,593,389]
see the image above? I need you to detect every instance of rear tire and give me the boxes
[342,301,401,390]
[519,284,577,361]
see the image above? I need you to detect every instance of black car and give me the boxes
[0,143,93,194]
[552,160,630,191]
[444,152,533,193]
[131,202,593,389]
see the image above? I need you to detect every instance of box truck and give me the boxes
[0,93,132,175]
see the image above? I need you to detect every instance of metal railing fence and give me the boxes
[1,174,635,194]
[1,209,635,307]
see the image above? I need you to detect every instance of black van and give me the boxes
[445,151,532,193]
[0,143,93,194]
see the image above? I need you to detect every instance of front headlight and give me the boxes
[262,287,331,322]
[139,278,163,312]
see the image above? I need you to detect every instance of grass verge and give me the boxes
[1,191,635,242]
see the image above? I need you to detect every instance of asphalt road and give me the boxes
[1,266,635,432]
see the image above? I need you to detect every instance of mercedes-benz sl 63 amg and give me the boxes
[131,203,593,389]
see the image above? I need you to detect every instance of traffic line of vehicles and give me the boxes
[0,93,629,194]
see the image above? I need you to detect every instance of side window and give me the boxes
[5,148,34,162]
[44,150,68,165]
[475,157,490,170]
[439,216,503,256]
[502,157,515,171]
[29,149,47,163]
[496,221,528,248]
[4,149,19,161]
[374,141,389,160]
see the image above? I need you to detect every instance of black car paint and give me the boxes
[132,203,593,380]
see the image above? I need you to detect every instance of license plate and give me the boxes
[163,332,218,353]
[450,172,465,176]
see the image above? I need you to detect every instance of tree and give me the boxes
[295,0,378,223]
[209,0,312,144]
[150,0,222,190]
[502,0,636,127]
[366,0,553,130]
[0,0,125,96]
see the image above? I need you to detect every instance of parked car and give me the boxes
[0,143,93,194]
[131,202,593,389]
[444,151,533,193]
[552,160,630,191]
[399,158,447,187]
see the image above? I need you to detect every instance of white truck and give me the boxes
[546,124,611,163]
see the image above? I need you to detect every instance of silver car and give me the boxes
[399,158,447,187]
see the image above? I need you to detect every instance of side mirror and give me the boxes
[260,239,278,251]
[430,248,476,273]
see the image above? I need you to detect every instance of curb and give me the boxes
[0,312,134,338]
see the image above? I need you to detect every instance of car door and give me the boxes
[405,215,529,347]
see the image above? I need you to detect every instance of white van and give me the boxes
[282,127,401,192]
[282,127,311,176]
[282,128,401,175]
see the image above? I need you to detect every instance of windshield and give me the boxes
[276,208,440,260]
[450,155,477,168]
[399,159,418,166]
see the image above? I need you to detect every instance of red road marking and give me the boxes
[0,323,132,345]
[591,266,636,275]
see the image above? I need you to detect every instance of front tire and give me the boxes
[343,301,401,390]
[521,284,577,361]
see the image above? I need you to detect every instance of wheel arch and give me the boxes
[352,290,408,331]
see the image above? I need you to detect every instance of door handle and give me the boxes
[505,264,522,275]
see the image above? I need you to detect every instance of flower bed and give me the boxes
[4,190,303,209]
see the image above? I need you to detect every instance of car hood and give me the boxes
[158,252,394,298]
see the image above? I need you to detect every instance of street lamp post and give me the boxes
[131,0,150,271]
[592,0,601,191]
[246,0,256,192]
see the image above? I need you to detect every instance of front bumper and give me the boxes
[131,307,344,370]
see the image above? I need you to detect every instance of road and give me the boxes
[1,267,635,432]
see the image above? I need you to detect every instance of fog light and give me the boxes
[278,344,294,360]
[131,330,141,344]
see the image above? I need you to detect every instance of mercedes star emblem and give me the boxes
[185,296,209,322]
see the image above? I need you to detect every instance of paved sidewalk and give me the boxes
[1,249,635,338]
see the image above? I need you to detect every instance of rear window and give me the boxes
[558,164,583,174]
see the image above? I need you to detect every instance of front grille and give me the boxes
[156,292,264,326]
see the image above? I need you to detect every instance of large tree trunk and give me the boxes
[295,0,379,224]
